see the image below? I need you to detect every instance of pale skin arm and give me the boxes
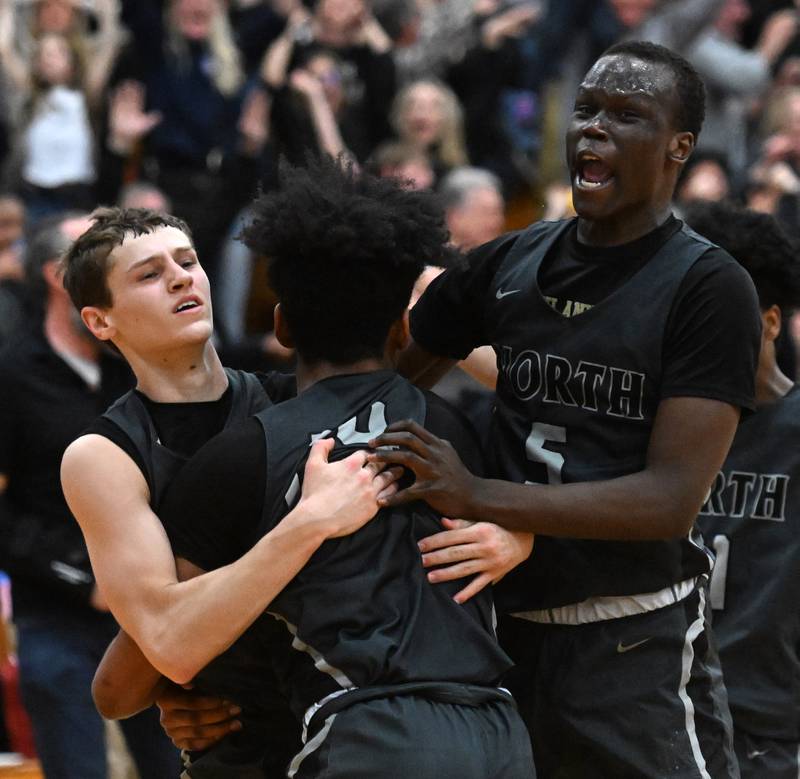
[62,437,397,684]
[260,4,309,88]
[370,396,739,540]
[289,69,352,162]
[84,0,124,107]
[459,345,498,390]
[0,1,29,91]
[419,518,533,603]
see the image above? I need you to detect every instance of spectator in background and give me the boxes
[0,212,179,779]
[675,150,732,210]
[0,193,26,348]
[112,0,255,284]
[117,180,171,213]
[748,85,800,232]
[0,0,122,219]
[683,0,794,181]
[392,0,477,83]
[389,79,468,182]
[0,193,24,282]
[758,0,800,88]
[259,0,396,168]
[444,0,541,196]
[371,141,436,189]
[439,166,505,251]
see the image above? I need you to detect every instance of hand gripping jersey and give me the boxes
[251,370,511,722]
[101,368,270,510]
[698,385,800,741]
[489,219,716,612]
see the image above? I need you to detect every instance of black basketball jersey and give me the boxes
[697,385,800,740]
[101,368,270,510]
[489,219,716,612]
[250,370,511,720]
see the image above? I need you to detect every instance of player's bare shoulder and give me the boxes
[61,433,151,529]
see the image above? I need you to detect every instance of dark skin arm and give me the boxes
[92,558,243,750]
[370,396,739,540]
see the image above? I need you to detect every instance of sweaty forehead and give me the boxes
[580,55,675,100]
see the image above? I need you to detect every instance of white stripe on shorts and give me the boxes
[678,586,712,779]
[287,713,337,778]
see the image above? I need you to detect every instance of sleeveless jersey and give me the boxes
[489,219,716,611]
[249,370,511,720]
[697,385,800,740]
[101,368,269,510]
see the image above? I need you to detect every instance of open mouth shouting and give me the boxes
[574,152,614,191]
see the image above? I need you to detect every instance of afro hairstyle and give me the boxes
[683,200,800,313]
[241,156,451,365]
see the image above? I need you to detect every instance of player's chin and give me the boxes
[571,174,616,213]
[177,320,214,344]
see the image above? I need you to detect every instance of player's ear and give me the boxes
[80,305,116,342]
[761,304,782,343]
[668,131,694,164]
[42,258,64,292]
[385,311,410,365]
[273,303,294,349]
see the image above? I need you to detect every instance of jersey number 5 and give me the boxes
[525,422,566,485]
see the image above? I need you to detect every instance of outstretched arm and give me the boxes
[84,0,124,107]
[289,68,352,162]
[370,396,739,540]
[260,3,308,89]
[63,437,397,684]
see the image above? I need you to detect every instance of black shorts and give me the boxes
[499,584,739,778]
[180,709,300,779]
[289,686,535,779]
[734,731,800,779]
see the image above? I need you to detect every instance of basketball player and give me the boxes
[684,201,800,779]
[155,158,535,778]
[59,208,400,773]
[370,41,762,777]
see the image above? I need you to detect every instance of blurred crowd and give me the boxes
[0,0,798,370]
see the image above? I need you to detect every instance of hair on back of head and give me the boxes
[601,40,706,140]
[61,206,192,312]
[24,210,84,304]
[683,200,800,312]
[241,155,450,365]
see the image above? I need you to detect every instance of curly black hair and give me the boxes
[241,157,450,365]
[601,41,706,141]
[683,200,800,312]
